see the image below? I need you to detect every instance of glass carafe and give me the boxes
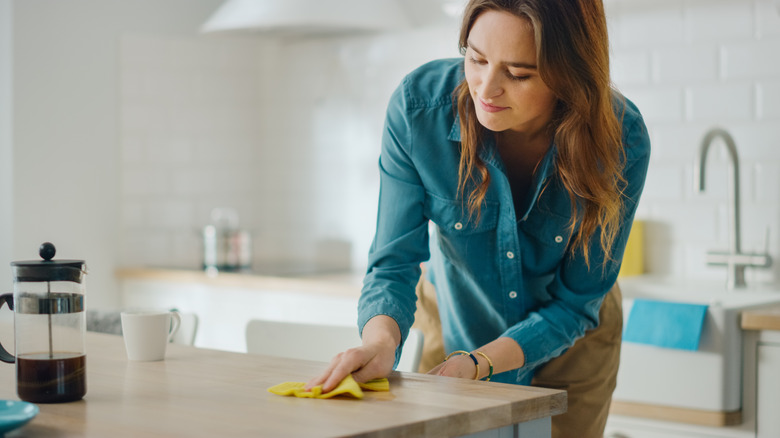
[0,242,88,403]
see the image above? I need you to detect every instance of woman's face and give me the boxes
[463,10,557,137]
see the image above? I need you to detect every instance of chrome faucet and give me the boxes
[694,128,772,289]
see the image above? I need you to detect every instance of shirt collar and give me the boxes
[448,114,559,221]
[519,142,557,220]
[449,115,503,169]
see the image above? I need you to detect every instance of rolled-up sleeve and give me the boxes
[501,112,651,371]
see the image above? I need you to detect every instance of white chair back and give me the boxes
[245,320,424,373]
[170,312,199,346]
[397,327,424,373]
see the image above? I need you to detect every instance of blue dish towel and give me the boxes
[623,299,709,351]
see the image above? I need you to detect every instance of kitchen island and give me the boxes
[0,330,566,437]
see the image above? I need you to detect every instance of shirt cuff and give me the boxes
[358,298,415,369]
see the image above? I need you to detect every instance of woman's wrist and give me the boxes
[445,350,480,380]
[442,338,523,381]
[443,350,494,381]
[361,315,401,351]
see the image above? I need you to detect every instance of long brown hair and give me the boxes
[456,0,625,268]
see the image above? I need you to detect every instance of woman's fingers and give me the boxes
[304,316,402,393]
[321,348,368,392]
[305,343,395,393]
[305,347,372,392]
[351,348,394,383]
[305,352,344,390]
[426,361,444,375]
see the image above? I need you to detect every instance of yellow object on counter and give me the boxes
[357,378,390,392]
[267,375,389,400]
[619,220,644,278]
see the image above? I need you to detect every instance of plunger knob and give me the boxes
[39,242,56,261]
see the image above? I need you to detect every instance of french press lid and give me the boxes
[10,242,87,283]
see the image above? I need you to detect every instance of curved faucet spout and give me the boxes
[695,128,741,255]
[695,128,745,288]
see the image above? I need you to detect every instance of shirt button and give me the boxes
[506,251,515,259]
[454,222,463,230]
[555,235,563,243]
[508,291,518,299]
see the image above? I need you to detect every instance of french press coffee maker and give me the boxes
[0,242,88,403]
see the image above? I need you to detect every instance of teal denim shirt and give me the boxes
[358,58,651,384]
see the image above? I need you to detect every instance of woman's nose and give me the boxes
[480,68,504,99]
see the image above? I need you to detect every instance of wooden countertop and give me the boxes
[1,331,566,437]
[742,304,780,331]
[116,267,363,299]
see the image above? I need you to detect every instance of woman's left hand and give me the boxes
[427,353,479,380]
[427,338,525,381]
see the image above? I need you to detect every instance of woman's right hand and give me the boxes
[305,315,401,393]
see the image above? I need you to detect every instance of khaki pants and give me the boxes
[412,276,622,438]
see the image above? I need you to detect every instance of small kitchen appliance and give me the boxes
[202,208,252,272]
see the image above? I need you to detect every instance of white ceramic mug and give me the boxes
[120,309,181,361]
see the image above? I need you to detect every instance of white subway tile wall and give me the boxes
[651,45,719,83]
[757,0,780,38]
[685,82,754,121]
[120,0,779,285]
[758,80,780,119]
[684,0,753,43]
[610,0,780,284]
[120,35,267,268]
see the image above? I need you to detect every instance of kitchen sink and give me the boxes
[613,276,780,413]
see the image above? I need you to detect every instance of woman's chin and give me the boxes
[476,117,508,133]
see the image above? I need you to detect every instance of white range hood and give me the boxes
[201,0,410,35]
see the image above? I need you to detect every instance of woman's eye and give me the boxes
[509,73,530,81]
[469,56,487,65]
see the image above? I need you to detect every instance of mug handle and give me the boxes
[0,294,15,363]
[166,310,182,343]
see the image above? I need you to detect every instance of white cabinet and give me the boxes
[756,332,780,438]
[604,415,753,438]
[117,269,361,353]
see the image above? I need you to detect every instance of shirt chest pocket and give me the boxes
[423,193,499,236]
[519,211,573,247]
[518,212,573,273]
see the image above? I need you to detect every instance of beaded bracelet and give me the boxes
[445,350,480,380]
[474,351,494,382]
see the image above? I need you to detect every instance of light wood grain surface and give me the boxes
[742,304,780,331]
[116,267,362,299]
[0,330,565,437]
[610,400,741,427]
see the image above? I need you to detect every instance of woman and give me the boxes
[308,0,650,436]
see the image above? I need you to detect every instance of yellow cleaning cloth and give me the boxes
[267,375,389,400]
[357,378,390,392]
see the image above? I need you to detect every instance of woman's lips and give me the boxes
[478,98,507,113]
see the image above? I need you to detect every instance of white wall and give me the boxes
[258,26,462,270]
[11,0,223,308]
[116,9,463,273]
[0,0,12,291]
[607,0,780,285]
[118,34,268,270]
